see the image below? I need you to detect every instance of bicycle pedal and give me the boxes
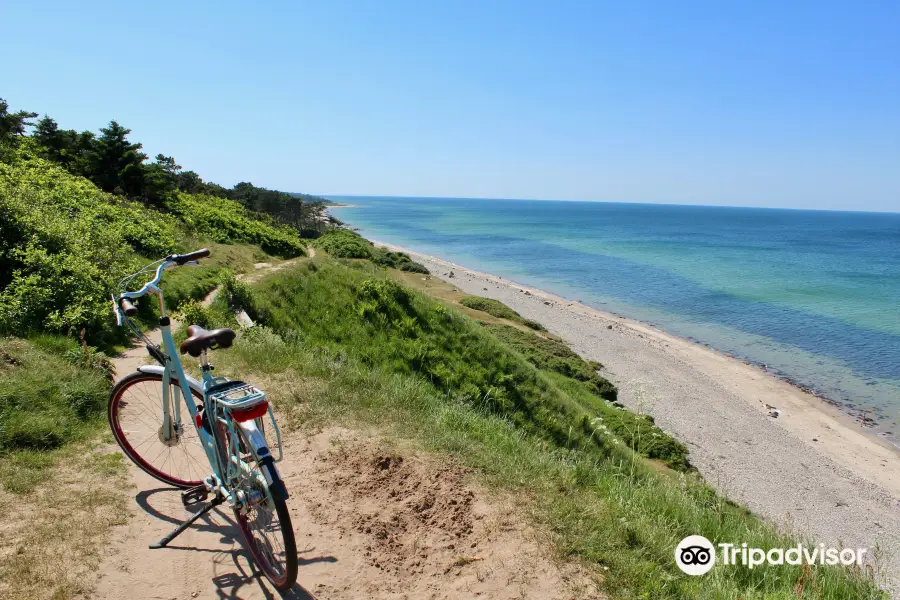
[181,485,209,506]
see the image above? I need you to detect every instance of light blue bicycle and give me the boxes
[108,249,297,590]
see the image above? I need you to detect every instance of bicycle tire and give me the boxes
[215,419,297,590]
[108,371,208,489]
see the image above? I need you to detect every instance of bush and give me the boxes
[219,270,256,315]
[0,337,109,452]
[315,230,430,274]
[167,192,305,258]
[371,248,430,274]
[313,228,374,259]
[0,149,295,345]
[0,157,178,345]
[459,295,546,331]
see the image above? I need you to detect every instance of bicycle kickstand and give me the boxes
[149,494,225,549]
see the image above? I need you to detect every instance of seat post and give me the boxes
[199,350,210,371]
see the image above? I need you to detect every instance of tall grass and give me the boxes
[460,295,546,330]
[0,336,112,493]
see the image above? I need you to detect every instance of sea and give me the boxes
[327,196,900,442]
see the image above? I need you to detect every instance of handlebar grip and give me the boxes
[172,248,210,265]
[119,297,138,317]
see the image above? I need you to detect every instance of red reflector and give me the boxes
[231,402,269,422]
[195,413,203,429]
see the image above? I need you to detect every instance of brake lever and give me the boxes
[164,260,199,270]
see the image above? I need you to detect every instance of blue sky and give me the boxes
[2,1,898,211]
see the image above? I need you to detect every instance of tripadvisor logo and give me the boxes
[675,535,716,575]
[675,536,868,575]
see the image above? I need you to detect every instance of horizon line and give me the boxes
[314,194,900,216]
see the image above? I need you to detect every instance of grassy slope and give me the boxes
[0,148,295,466]
[206,256,883,599]
[0,153,304,346]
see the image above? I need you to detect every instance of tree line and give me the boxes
[0,97,334,237]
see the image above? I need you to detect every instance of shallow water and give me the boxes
[329,197,900,440]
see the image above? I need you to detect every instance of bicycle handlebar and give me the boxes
[112,249,211,325]
[170,248,210,265]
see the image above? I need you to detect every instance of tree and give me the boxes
[0,98,38,140]
[155,154,181,182]
[71,130,96,177]
[141,154,182,205]
[34,117,75,166]
[176,170,203,193]
[87,120,147,196]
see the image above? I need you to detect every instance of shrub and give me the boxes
[219,270,256,315]
[314,230,430,274]
[313,228,374,259]
[371,248,430,274]
[175,299,216,329]
[0,157,178,345]
[167,192,305,258]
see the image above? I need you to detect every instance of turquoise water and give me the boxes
[329,197,900,439]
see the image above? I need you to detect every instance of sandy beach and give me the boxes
[373,239,900,592]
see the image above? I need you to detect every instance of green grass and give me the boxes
[485,323,615,399]
[158,240,272,311]
[459,295,546,331]
[250,261,626,452]
[0,336,111,492]
[202,257,884,599]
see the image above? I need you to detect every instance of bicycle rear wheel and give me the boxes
[216,420,297,590]
[109,371,208,488]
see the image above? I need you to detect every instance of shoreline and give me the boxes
[369,237,900,591]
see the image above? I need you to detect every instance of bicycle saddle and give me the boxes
[180,325,236,356]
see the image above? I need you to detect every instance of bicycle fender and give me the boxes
[136,365,204,396]
[239,421,289,501]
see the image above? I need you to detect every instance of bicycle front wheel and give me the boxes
[109,371,209,488]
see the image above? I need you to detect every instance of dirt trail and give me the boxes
[95,250,594,600]
[202,251,313,308]
[94,428,594,599]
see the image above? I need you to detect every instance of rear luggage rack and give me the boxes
[207,379,283,462]
[207,380,266,410]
